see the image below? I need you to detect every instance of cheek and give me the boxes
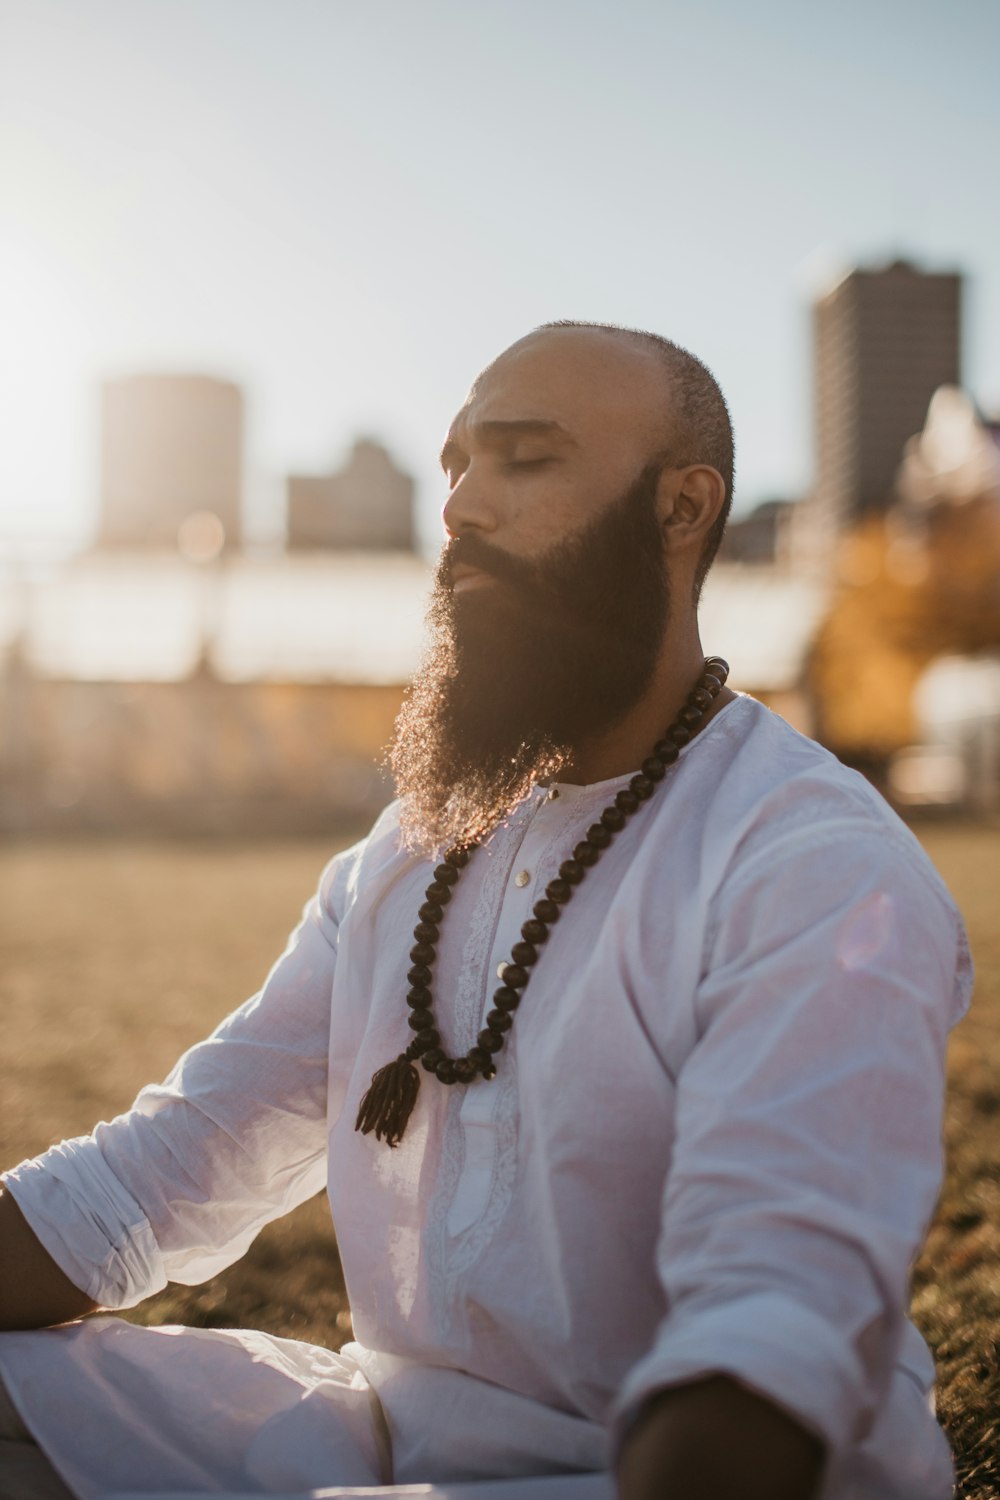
[497,471,614,550]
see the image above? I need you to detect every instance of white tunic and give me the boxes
[0,697,971,1500]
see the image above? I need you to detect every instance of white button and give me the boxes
[514,869,531,887]
[496,962,507,979]
[547,787,560,800]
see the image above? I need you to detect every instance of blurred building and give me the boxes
[716,498,797,565]
[799,260,962,564]
[0,552,432,834]
[287,438,415,551]
[699,563,829,733]
[99,375,243,553]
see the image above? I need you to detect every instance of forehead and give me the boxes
[449,330,672,450]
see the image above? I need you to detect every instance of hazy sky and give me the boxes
[2,0,998,554]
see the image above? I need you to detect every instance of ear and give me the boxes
[657,465,727,555]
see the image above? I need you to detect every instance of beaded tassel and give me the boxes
[355,1051,421,1147]
[355,658,729,1146]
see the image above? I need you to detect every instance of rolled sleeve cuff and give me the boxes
[611,1290,876,1465]
[3,1136,167,1309]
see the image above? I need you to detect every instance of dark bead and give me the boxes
[486,1007,513,1032]
[615,789,639,815]
[477,1028,505,1054]
[521,918,548,944]
[409,1031,436,1056]
[587,822,611,848]
[421,1047,445,1072]
[433,863,459,886]
[559,858,585,884]
[407,964,431,987]
[652,739,680,763]
[435,1058,458,1084]
[641,757,666,782]
[630,773,654,800]
[409,941,435,965]
[669,725,692,747]
[601,806,626,832]
[533,897,560,923]
[453,1057,476,1082]
[407,1007,435,1031]
[445,846,470,868]
[546,878,572,903]
[679,703,703,727]
[573,841,599,867]
[426,881,453,905]
[406,985,430,1007]
[704,657,729,680]
[493,985,521,1010]
[510,940,538,967]
[413,920,439,943]
[690,686,714,710]
[499,964,528,989]
[418,900,443,922]
[471,1054,490,1076]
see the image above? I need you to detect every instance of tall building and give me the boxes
[286,438,415,551]
[810,259,962,544]
[99,375,243,552]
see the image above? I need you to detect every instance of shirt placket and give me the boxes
[445,787,570,1237]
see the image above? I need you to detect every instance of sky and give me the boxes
[1,0,998,557]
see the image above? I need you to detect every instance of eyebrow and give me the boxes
[439,418,577,470]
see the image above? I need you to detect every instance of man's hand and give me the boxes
[0,1186,99,1330]
[617,1375,824,1500]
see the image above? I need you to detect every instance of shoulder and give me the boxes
[315,799,413,928]
[675,696,972,1025]
[677,694,930,865]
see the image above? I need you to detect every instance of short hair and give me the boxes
[536,321,735,598]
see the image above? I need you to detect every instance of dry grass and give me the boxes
[2,824,998,1493]
[911,825,1000,1499]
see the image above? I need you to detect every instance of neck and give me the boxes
[557,620,735,786]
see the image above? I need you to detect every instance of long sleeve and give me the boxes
[613,815,971,1465]
[3,846,357,1309]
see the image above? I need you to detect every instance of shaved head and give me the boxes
[529,322,735,594]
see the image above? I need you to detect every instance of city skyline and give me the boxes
[2,0,999,556]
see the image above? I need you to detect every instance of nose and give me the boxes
[442,463,498,539]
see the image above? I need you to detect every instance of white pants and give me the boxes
[0,1374,76,1500]
[0,1320,615,1500]
[2,1358,610,1500]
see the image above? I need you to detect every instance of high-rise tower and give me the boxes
[811,259,961,544]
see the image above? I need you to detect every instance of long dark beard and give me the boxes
[389,462,670,854]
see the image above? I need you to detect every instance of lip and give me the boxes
[451,564,494,591]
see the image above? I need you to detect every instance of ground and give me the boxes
[1,825,998,1496]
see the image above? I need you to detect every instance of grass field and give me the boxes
[2,824,998,1495]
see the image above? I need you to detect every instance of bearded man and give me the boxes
[0,324,970,1500]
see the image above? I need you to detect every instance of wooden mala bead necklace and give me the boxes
[355,656,730,1147]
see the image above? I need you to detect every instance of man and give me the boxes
[0,323,970,1500]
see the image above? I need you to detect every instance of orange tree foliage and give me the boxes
[810,499,1000,759]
